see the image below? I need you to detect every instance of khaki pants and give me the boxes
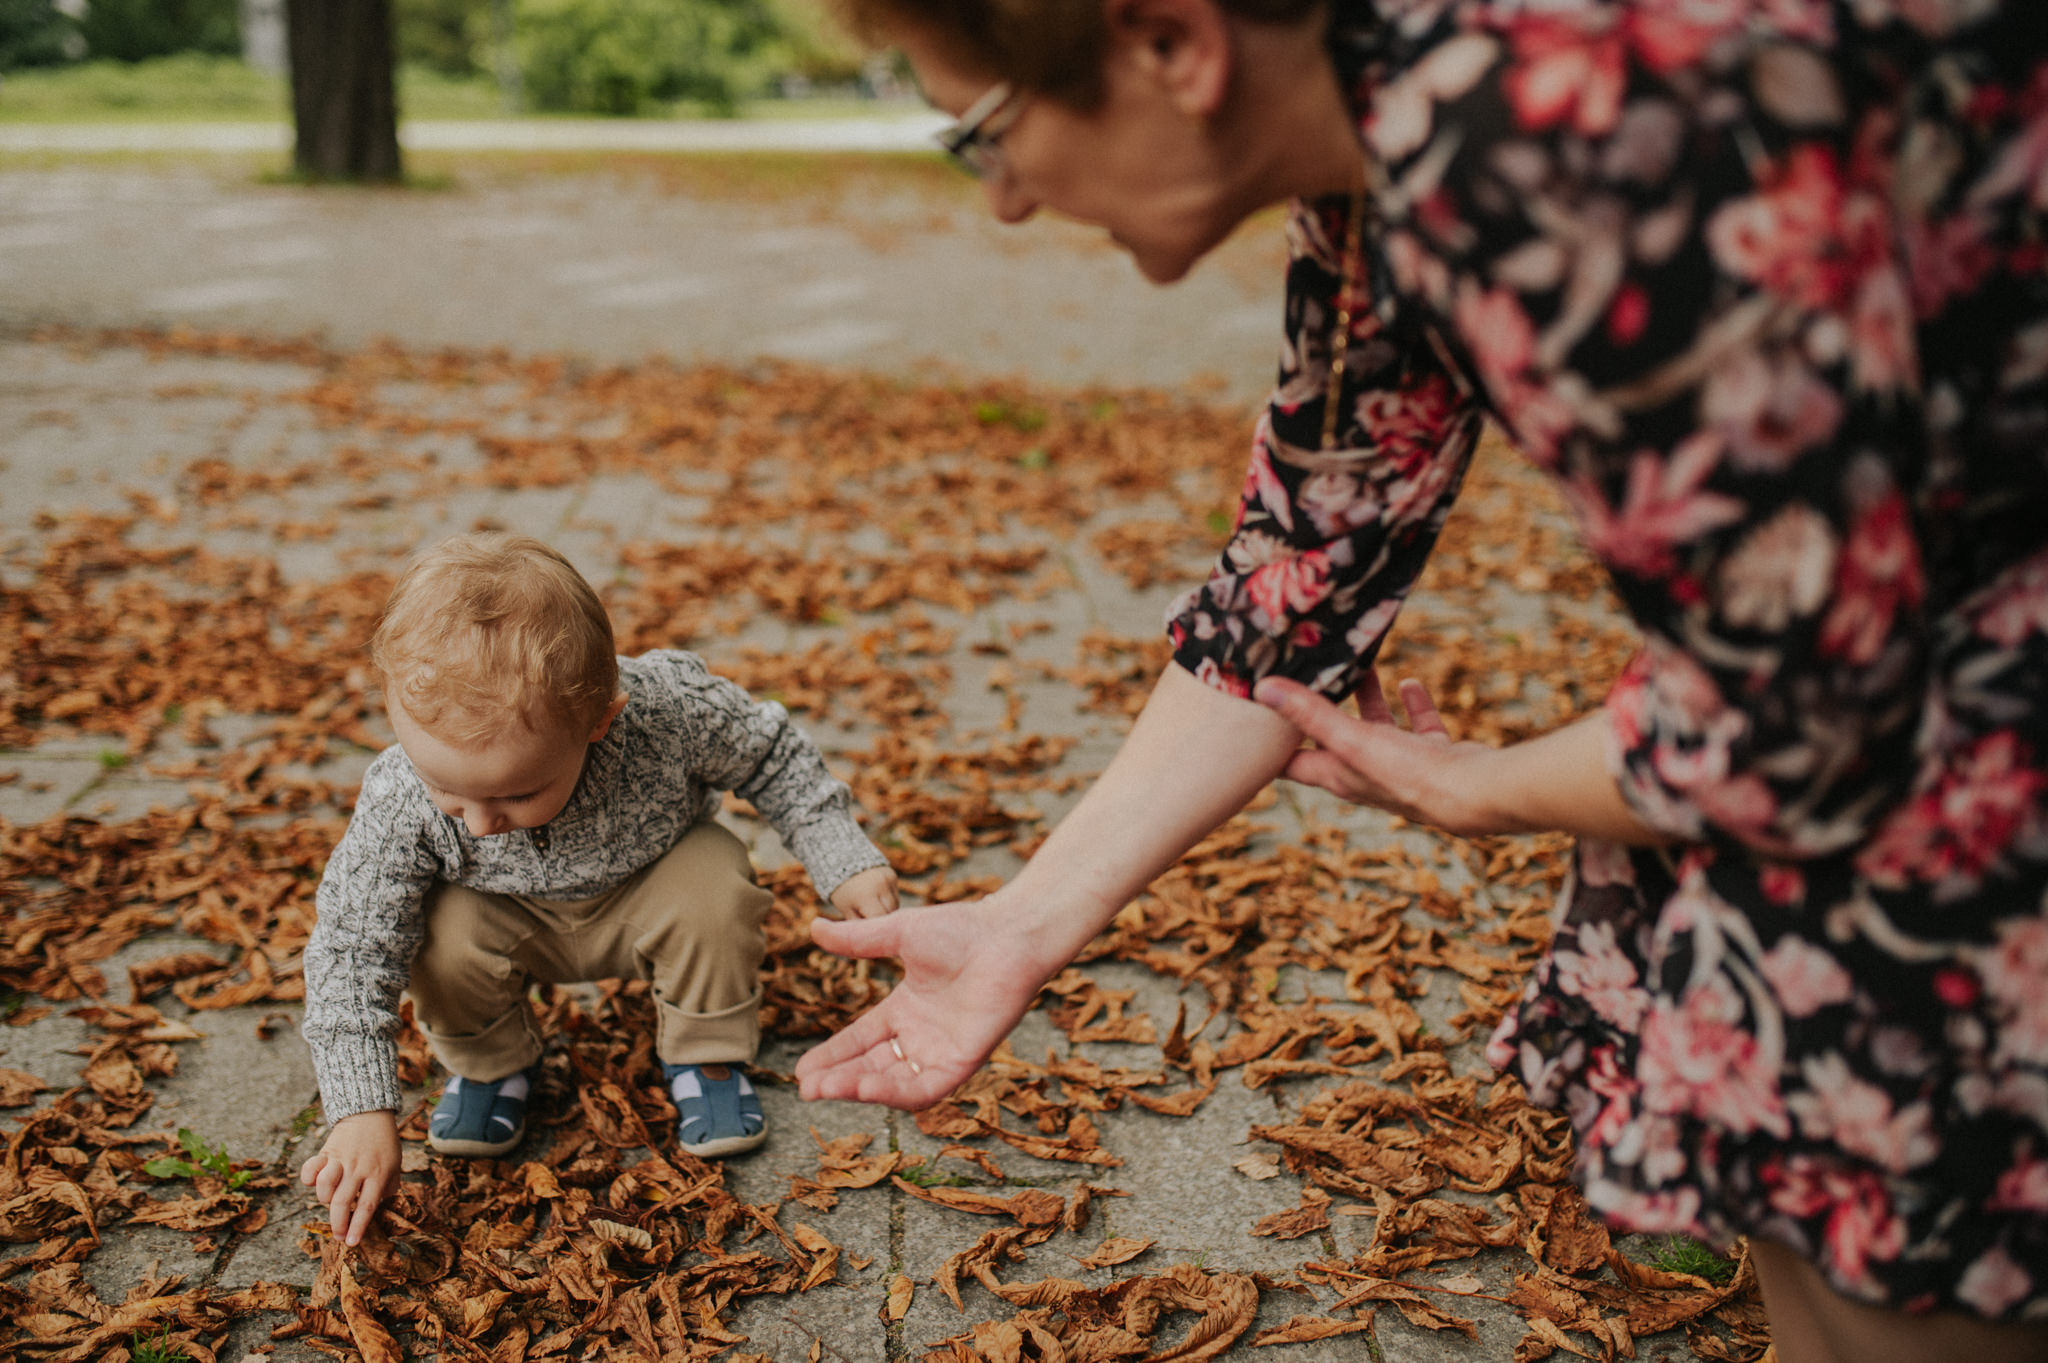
[406,821,770,1083]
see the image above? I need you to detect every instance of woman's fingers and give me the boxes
[794,998,903,1097]
[1396,678,1447,737]
[1255,677,1376,765]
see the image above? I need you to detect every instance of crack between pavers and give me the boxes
[205,1089,325,1299]
[884,1105,908,1363]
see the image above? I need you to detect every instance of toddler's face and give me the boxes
[388,696,611,838]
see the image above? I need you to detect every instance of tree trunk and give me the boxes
[284,0,401,182]
[489,0,522,114]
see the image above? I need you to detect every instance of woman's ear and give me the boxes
[1105,0,1233,117]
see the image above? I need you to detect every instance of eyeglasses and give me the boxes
[934,81,1026,179]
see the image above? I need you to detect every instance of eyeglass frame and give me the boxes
[933,80,1027,179]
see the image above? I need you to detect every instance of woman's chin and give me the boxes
[1120,238,1199,285]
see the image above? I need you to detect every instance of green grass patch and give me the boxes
[144,1127,253,1190]
[1643,1234,1737,1285]
[894,1159,972,1188]
[0,55,923,124]
[129,1326,189,1363]
[0,55,504,122]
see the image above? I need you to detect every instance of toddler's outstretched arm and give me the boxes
[300,1109,399,1246]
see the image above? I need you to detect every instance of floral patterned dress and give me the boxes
[1166,0,2048,1319]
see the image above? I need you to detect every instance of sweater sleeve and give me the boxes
[301,749,444,1120]
[653,652,887,897]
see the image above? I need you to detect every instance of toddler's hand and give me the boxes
[830,865,900,919]
[300,1109,400,1247]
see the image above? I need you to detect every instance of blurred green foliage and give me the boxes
[1,0,870,117]
[78,0,239,61]
[512,0,858,116]
[0,52,504,120]
[0,0,76,70]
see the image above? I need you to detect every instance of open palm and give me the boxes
[795,897,1044,1109]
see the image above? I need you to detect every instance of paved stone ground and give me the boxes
[0,158,1700,1363]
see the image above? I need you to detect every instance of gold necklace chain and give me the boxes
[1320,177,1367,453]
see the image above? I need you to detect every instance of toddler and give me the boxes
[299,533,897,1244]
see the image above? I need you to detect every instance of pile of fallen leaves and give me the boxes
[0,326,1770,1363]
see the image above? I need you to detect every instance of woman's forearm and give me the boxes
[997,662,1301,974]
[1471,709,1666,845]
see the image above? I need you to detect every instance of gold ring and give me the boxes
[889,1036,906,1063]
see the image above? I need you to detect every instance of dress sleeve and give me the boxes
[1382,9,1945,859]
[1168,195,1486,701]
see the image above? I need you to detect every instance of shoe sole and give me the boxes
[427,1125,524,1158]
[680,1129,768,1159]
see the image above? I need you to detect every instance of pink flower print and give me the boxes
[1972,549,2048,648]
[1457,283,1536,397]
[1957,1247,2034,1319]
[1359,374,1461,477]
[1765,1156,1906,1285]
[1500,13,1629,138]
[1906,211,1998,319]
[1708,145,1893,316]
[1975,911,2048,1068]
[1626,0,1751,73]
[1555,921,1649,1031]
[1585,1182,1704,1236]
[1578,837,1638,889]
[1190,656,1251,700]
[1572,433,1747,580]
[1246,550,1334,627]
[1716,504,1838,632]
[1991,1143,2048,1214]
[1578,1043,1644,1152]
[1759,936,1854,1017]
[1858,732,2046,893]
[1966,76,2048,214]
[1759,863,1805,905]
[1298,469,1379,539]
[1819,489,1925,665]
[1700,348,1845,473]
[1848,265,1918,395]
[1224,528,1293,577]
[1239,434,1294,533]
[1638,975,1790,1137]
[1789,1054,1939,1173]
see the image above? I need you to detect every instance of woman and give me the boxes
[792,1,2048,1358]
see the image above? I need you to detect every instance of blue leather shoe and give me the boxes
[662,1062,766,1158]
[426,1071,529,1157]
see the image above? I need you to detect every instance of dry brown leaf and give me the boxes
[883,1273,914,1322]
[1074,1237,1154,1269]
[1251,1312,1376,1346]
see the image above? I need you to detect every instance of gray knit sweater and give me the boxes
[302,649,886,1120]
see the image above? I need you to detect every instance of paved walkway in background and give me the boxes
[0,115,949,154]
[0,158,1283,403]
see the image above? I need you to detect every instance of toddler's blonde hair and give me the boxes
[373,533,619,744]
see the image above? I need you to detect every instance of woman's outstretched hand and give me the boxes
[796,897,1043,1110]
[1253,670,1503,836]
